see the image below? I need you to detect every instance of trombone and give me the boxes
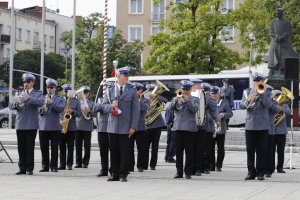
[246,82,266,109]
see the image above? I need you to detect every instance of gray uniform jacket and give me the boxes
[268,99,280,135]
[93,98,109,133]
[9,89,44,130]
[220,86,234,108]
[60,97,81,132]
[39,94,65,131]
[203,94,220,133]
[216,99,233,134]
[146,95,167,130]
[137,97,149,132]
[170,95,200,132]
[275,103,291,135]
[240,88,272,130]
[102,83,140,134]
[76,100,95,132]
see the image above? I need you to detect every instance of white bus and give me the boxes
[95,72,251,126]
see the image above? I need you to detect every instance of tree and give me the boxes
[234,0,300,65]
[0,50,65,89]
[145,0,242,74]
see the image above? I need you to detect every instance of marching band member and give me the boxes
[75,86,95,168]
[145,83,167,170]
[39,78,64,172]
[273,90,291,174]
[102,67,140,182]
[93,83,112,177]
[220,79,234,109]
[171,80,199,179]
[210,86,233,172]
[164,103,176,163]
[59,84,81,170]
[265,85,280,178]
[240,74,272,181]
[9,73,44,175]
[128,82,149,172]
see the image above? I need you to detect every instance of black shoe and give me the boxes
[150,167,156,170]
[204,170,210,174]
[257,175,265,180]
[185,174,192,179]
[67,166,72,170]
[15,171,26,175]
[216,168,222,172]
[51,168,58,172]
[168,158,176,163]
[265,173,272,178]
[138,168,144,172]
[97,172,108,177]
[107,177,119,181]
[195,170,202,176]
[39,168,49,172]
[83,164,88,168]
[58,166,66,170]
[277,169,286,173]
[26,171,33,175]
[120,177,127,182]
[74,165,82,168]
[244,174,255,180]
[174,173,183,178]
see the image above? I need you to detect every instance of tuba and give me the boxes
[274,87,294,127]
[76,88,91,120]
[145,80,169,125]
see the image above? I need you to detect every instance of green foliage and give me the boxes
[0,50,65,89]
[145,0,242,74]
[235,0,300,64]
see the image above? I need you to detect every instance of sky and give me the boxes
[7,0,117,25]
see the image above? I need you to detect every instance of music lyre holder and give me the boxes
[0,141,13,163]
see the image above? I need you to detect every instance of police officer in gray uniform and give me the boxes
[145,83,167,170]
[240,75,272,181]
[93,83,112,177]
[128,82,149,172]
[265,85,280,178]
[210,87,233,172]
[171,80,199,179]
[102,67,140,182]
[9,73,44,175]
[59,84,81,170]
[220,79,234,128]
[39,78,64,172]
[273,90,291,174]
[75,86,95,168]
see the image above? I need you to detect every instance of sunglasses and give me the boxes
[47,86,55,89]
[182,88,190,91]
[23,80,31,83]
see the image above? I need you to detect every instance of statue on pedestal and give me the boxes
[268,8,298,79]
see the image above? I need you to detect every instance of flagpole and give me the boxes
[71,0,76,88]
[40,0,46,92]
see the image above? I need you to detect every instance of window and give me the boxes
[174,0,185,3]
[44,34,47,46]
[151,26,163,36]
[26,30,31,42]
[0,24,3,34]
[128,25,143,41]
[129,0,143,14]
[220,26,234,42]
[221,0,234,12]
[34,32,39,42]
[152,0,165,21]
[17,28,22,40]
[6,48,10,58]
[50,36,54,47]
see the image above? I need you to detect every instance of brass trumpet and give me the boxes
[176,89,183,98]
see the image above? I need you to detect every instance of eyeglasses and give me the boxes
[23,80,31,83]
[182,88,190,91]
[47,86,55,89]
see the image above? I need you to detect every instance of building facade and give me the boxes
[116,0,245,68]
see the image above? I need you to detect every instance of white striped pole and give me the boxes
[102,0,108,97]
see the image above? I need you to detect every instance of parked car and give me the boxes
[0,107,16,128]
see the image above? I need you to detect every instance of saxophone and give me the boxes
[61,96,72,134]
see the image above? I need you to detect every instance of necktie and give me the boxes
[120,86,123,96]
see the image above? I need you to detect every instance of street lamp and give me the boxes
[249,32,255,85]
